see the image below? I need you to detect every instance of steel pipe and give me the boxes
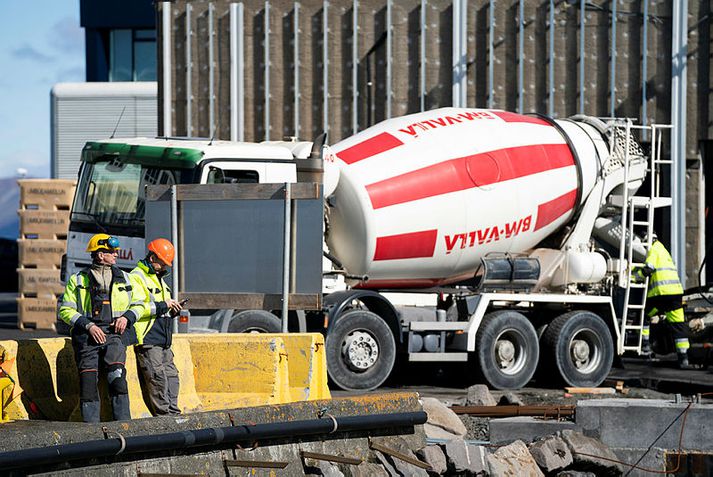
[0,411,427,471]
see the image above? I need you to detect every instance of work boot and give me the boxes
[81,401,101,423]
[677,352,694,370]
[111,394,131,421]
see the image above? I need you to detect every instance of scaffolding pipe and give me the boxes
[161,1,172,136]
[186,3,193,136]
[0,412,428,471]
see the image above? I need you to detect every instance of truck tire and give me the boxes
[326,310,396,391]
[541,310,614,387]
[475,310,539,389]
[228,310,281,333]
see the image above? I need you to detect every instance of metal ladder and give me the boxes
[616,121,673,353]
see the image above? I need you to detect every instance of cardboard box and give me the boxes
[18,179,76,210]
[18,210,70,238]
[18,239,67,268]
[17,268,65,297]
[17,297,58,330]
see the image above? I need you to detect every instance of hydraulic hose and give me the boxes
[0,411,427,471]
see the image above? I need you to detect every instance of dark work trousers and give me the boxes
[135,345,180,415]
[72,331,131,422]
[645,295,688,349]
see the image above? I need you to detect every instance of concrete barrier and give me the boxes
[0,333,331,421]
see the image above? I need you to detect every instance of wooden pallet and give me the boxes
[17,297,58,331]
[17,268,65,297]
[18,210,70,239]
[18,179,76,210]
[18,239,66,269]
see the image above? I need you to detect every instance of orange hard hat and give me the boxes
[148,238,175,265]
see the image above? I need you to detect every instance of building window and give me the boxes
[109,29,156,81]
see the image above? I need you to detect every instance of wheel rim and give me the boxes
[341,329,380,372]
[493,328,528,375]
[242,327,268,333]
[568,327,603,374]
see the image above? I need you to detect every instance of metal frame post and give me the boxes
[386,0,393,118]
[162,1,172,136]
[452,0,467,108]
[230,3,245,142]
[641,0,649,139]
[420,0,427,111]
[579,0,585,114]
[671,0,688,283]
[186,3,193,136]
[518,0,524,113]
[488,0,494,108]
[171,185,179,333]
[323,1,330,133]
[264,1,271,140]
[609,0,617,116]
[352,0,359,133]
[281,183,292,332]
[294,2,301,138]
[548,0,554,116]
[208,3,215,137]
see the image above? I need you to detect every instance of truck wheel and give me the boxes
[541,311,614,387]
[326,310,396,391]
[475,310,539,389]
[228,310,281,333]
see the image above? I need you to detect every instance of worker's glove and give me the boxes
[641,264,655,277]
[689,318,706,333]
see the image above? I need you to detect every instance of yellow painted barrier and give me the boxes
[0,333,330,421]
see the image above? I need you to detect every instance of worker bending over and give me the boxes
[637,232,691,369]
[132,238,183,415]
[58,234,146,422]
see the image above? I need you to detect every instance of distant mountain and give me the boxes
[0,178,20,239]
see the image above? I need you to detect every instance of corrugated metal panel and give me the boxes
[51,83,158,180]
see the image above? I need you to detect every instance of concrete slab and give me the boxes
[489,416,578,445]
[576,398,713,451]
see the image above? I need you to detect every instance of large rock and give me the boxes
[443,439,488,475]
[560,430,623,476]
[498,392,525,406]
[466,384,497,406]
[486,440,544,477]
[529,436,573,473]
[416,445,447,475]
[421,397,467,440]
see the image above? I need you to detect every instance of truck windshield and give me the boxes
[72,159,177,228]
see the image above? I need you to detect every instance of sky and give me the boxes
[0,0,84,178]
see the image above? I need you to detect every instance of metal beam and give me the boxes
[548,0,554,116]
[161,1,172,136]
[420,0,426,111]
[352,0,359,133]
[641,0,649,139]
[323,1,329,133]
[452,0,467,107]
[579,0,585,114]
[671,0,688,284]
[294,2,301,138]
[208,3,215,137]
[488,0,494,108]
[230,3,245,142]
[264,1,271,140]
[518,0,524,112]
[386,0,393,118]
[609,0,617,116]
[186,3,193,136]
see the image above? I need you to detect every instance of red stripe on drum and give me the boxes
[534,189,578,231]
[336,132,404,165]
[367,143,574,209]
[373,229,438,261]
[490,110,551,126]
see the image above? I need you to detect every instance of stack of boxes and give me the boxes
[17,179,76,330]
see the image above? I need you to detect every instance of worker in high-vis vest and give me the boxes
[132,238,183,415]
[58,234,146,422]
[636,232,690,369]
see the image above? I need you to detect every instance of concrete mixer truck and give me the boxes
[62,108,670,391]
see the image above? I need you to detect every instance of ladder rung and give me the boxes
[628,283,647,288]
[632,221,649,226]
[627,305,645,310]
[655,160,673,164]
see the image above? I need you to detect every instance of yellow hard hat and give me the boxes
[86,233,120,252]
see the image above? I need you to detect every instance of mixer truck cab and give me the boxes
[65,108,672,394]
[64,138,309,280]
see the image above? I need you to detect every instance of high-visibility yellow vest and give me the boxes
[644,240,684,298]
[131,260,172,345]
[58,267,146,331]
